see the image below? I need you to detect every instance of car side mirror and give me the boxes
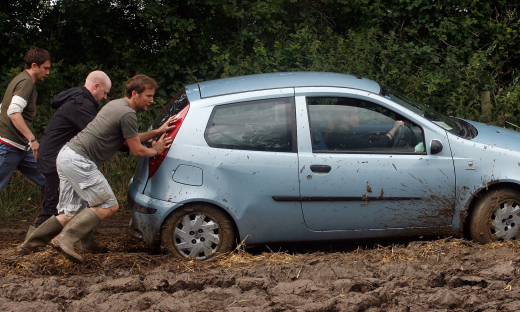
[430,140,443,155]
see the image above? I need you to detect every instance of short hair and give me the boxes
[23,47,51,69]
[125,74,157,98]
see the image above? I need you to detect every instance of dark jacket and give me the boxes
[37,86,99,174]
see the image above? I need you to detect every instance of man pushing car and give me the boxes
[19,74,177,263]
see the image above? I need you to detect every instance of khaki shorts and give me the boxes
[56,146,118,217]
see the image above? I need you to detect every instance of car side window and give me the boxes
[205,97,295,152]
[307,97,425,154]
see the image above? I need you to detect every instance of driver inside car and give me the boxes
[323,106,404,151]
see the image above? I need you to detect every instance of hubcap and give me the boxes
[174,213,220,259]
[491,203,520,240]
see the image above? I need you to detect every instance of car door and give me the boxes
[295,88,456,232]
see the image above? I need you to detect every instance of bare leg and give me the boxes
[56,204,119,226]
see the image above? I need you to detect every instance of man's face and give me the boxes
[346,113,360,128]
[33,60,51,82]
[92,82,111,103]
[134,87,155,111]
[341,109,360,129]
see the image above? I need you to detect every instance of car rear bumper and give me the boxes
[128,182,175,244]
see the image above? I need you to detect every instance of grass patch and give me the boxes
[0,152,138,221]
[0,170,44,221]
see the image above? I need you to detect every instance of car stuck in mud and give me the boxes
[127,71,520,260]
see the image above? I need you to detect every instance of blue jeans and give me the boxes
[0,142,46,194]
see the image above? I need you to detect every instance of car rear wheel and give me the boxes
[161,204,235,260]
[470,188,520,243]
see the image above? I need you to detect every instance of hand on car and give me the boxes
[158,115,179,133]
[153,133,173,154]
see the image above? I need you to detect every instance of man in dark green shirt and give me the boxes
[0,47,51,195]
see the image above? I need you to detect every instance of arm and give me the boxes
[138,115,178,143]
[75,106,97,130]
[351,121,404,149]
[386,120,404,140]
[126,133,173,157]
[10,112,39,158]
[138,129,162,143]
[8,81,39,157]
[61,100,98,131]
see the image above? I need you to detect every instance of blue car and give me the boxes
[128,72,520,260]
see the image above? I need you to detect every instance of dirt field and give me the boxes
[1,211,520,312]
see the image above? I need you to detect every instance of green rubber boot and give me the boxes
[81,230,108,254]
[18,216,63,255]
[50,208,101,263]
[25,225,36,241]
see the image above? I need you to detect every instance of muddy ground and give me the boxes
[0,211,520,312]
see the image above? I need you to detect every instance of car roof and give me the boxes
[187,72,381,99]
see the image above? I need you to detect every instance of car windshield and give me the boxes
[380,86,475,138]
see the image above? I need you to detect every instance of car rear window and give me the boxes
[204,97,296,152]
[151,88,189,131]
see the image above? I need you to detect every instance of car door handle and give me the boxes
[310,165,331,173]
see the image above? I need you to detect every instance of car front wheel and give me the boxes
[470,188,520,243]
[161,204,235,260]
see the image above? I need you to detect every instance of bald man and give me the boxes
[19,71,111,255]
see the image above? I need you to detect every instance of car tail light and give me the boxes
[148,104,190,179]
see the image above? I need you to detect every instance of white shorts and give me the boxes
[56,146,118,217]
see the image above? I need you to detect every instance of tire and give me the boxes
[161,204,235,260]
[469,188,520,244]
